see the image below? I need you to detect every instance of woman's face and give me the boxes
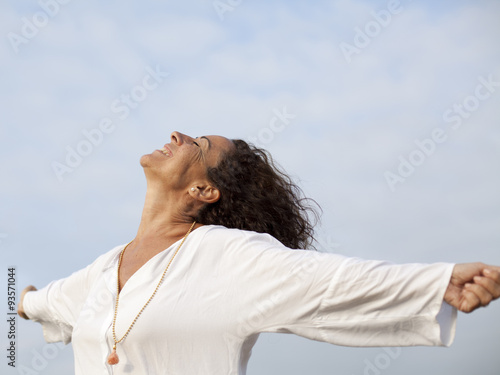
[140,131,234,192]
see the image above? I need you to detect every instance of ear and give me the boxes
[188,184,221,204]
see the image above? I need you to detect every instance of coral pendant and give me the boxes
[107,348,119,365]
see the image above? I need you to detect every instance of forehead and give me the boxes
[199,135,235,165]
[201,135,234,152]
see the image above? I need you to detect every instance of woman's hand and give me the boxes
[17,285,37,320]
[444,263,500,313]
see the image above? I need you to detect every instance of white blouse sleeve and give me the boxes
[23,248,118,344]
[222,230,457,348]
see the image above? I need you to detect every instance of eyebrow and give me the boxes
[200,136,211,150]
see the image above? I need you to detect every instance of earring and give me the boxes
[191,188,196,192]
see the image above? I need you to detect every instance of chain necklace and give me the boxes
[107,221,197,366]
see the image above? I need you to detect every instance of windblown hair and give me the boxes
[196,139,321,249]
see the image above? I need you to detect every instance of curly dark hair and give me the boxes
[195,139,321,249]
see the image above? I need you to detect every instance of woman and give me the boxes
[18,131,500,374]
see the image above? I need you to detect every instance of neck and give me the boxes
[134,181,198,244]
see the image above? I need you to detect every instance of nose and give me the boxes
[171,131,194,146]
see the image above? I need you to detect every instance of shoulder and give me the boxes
[80,244,125,276]
[200,225,287,250]
[198,225,323,264]
[197,226,341,279]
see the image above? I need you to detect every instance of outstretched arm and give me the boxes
[444,263,500,313]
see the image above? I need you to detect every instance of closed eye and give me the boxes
[193,141,203,159]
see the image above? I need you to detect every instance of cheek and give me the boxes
[160,156,199,183]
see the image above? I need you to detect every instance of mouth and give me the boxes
[157,146,173,157]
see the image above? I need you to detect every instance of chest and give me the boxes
[75,260,242,345]
[117,242,176,292]
[118,257,148,292]
[72,269,244,374]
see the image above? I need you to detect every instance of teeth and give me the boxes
[161,148,171,156]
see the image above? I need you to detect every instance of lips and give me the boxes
[159,146,172,157]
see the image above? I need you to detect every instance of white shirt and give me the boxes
[24,225,457,375]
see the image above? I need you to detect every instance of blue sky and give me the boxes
[1,0,499,374]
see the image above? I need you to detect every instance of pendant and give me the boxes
[107,345,119,365]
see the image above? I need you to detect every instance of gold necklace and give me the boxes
[107,221,197,366]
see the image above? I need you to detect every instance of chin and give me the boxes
[139,153,152,167]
